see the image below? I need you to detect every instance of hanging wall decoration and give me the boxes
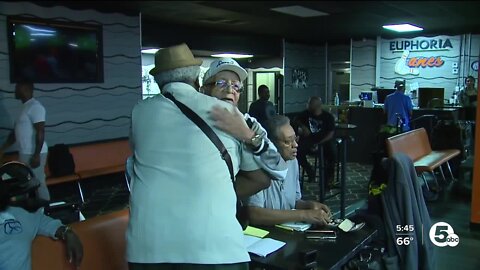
[292,68,308,88]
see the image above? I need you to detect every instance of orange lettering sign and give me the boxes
[407,56,444,68]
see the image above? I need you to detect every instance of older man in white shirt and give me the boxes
[127,43,273,270]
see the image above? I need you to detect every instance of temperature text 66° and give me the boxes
[396,237,414,245]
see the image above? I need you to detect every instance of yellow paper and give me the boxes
[243,226,269,238]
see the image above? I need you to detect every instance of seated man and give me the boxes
[293,97,336,187]
[0,161,83,270]
[246,115,332,226]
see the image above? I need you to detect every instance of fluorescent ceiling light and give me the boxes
[382,24,423,32]
[23,25,56,33]
[271,5,328,18]
[211,53,254,59]
[30,33,54,36]
[141,48,160,54]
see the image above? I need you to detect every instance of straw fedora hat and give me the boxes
[149,43,202,76]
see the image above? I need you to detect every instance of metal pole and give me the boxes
[340,137,347,219]
[318,145,325,202]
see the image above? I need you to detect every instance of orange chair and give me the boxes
[32,208,129,270]
[386,128,460,190]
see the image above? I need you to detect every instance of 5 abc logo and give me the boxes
[429,222,459,247]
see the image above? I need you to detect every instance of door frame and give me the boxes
[328,61,351,103]
[252,71,282,113]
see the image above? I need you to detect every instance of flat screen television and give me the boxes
[418,87,444,108]
[374,88,396,104]
[7,16,103,83]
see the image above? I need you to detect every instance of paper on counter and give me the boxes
[243,226,269,238]
[410,82,419,91]
[243,235,286,257]
[338,218,355,232]
[280,222,311,231]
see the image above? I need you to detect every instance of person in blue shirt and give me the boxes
[384,80,413,132]
[0,161,83,270]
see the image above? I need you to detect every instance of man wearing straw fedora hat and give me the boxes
[127,43,273,270]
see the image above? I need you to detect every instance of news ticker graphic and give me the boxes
[394,222,459,247]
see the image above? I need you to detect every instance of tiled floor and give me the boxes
[49,162,372,219]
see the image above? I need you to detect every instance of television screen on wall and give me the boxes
[374,88,396,104]
[7,16,103,83]
[418,87,445,108]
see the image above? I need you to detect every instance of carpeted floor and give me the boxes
[301,162,371,217]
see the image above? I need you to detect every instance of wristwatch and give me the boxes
[249,134,263,149]
[58,225,71,241]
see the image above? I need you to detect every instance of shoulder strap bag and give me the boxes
[164,92,249,229]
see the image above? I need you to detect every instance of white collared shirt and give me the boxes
[126,82,259,264]
[247,159,301,210]
[14,98,48,155]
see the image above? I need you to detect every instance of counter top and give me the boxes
[338,105,462,111]
[326,104,465,108]
[413,107,460,111]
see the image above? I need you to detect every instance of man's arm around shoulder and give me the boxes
[235,169,270,199]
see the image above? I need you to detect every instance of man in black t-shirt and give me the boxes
[293,97,336,187]
[248,85,276,128]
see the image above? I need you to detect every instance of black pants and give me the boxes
[128,262,249,270]
[297,135,336,184]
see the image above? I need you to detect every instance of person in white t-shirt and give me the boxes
[0,82,49,201]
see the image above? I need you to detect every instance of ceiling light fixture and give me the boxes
[270,5,328,18]
[382,24,423,33]
[211,53,254,59]
[141,48,160,54]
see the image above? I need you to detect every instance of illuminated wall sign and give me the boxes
[394,51,446,75]
[380,35,461,96]
[390,38,453,52]
[407,56,445,68]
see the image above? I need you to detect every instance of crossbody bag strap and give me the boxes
[163,92,235,183]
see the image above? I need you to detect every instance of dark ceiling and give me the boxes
[35,1,480,56]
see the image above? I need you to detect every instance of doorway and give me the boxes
[328,62,351,104]
[252,71,282,113]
